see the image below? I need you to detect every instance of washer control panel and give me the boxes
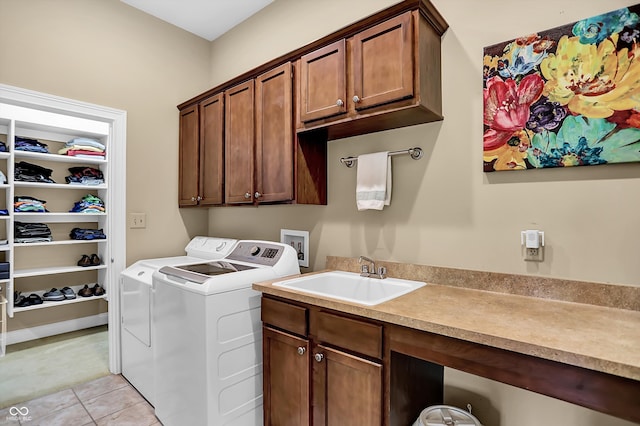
[227,241,284,266]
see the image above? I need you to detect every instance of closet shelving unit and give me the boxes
[0,104,112,316]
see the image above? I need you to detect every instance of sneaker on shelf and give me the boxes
[43,288,65,301]
[60,286,76,300]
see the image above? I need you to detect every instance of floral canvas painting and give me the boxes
[483,5,640,171]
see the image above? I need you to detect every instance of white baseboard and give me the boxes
[6,313,108,345]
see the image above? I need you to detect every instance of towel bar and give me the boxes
[340,147,423,168]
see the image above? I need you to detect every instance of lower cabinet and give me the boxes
[261,296,384,426]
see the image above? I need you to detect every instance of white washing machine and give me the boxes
[152,240,300,426]
[120,236,237,405]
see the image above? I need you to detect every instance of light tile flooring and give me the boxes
[0,374,159,426]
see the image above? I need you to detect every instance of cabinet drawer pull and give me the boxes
[297,346,306,356]
[314,353,324,362]
[352,95,361,103]
[244,192,251,199]
[336,99,344,107]
[254,191,262,199]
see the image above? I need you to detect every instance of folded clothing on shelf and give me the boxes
[0,262,9,280]
[14,161,55,183]
[65,167,104,185]
[70,227,106,240]
[69,194,105,213]
[59,137,106,158]
[15,136,49,153]
[14,195,49,212]
[14,221,53,243]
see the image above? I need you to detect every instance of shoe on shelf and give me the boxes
[14,291,25,305]
[92,283,106,296]
[89,254,101,266]
[77,255,92,267]
[28,294,43,305]
[61,286,76,300]
[43,288,65,301]
[78,284,93,297]
[16,293,43,307]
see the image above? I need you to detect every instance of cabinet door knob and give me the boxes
[254,191,262,199]
[244,192,251,199]
[352,95,361,103]
[196,196,202,201]
[336,99,344,107]
[314,353,324,362]
[191,196,196,201]
[297,346,306,356]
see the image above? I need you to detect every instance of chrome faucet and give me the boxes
[358,256,386,279]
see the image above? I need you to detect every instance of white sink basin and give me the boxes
[273,271,426,306]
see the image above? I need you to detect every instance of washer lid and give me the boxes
[158,261,256,285]
[418,405,482,426]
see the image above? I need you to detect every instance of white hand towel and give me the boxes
[356,151,391,211]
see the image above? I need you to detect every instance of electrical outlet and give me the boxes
[524,247,544,262]
[129,213,146,229]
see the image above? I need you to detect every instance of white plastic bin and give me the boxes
[413,405,483,426]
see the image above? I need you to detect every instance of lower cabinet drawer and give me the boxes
[261,296,308,336]
[313,311,382,359]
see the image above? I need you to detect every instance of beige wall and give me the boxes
[207,0,640,425]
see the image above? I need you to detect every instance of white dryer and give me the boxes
[152,240,300,426]
[120,236,237,405]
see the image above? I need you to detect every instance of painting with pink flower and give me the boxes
[483,4,640,171]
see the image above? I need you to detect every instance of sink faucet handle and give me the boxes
[377,266,387,279]
[358,256,375,277]
[360,264,369,276]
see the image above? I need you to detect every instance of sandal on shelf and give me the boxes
[61,286,76,300]
[43,288,65,301]
[90,254,101,266]
[77,255,92,267]
[78,284,93,297]
[92,284,106,296]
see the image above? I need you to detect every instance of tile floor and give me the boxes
[0,374,159,426]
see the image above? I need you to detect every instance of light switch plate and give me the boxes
[129,212,146,229]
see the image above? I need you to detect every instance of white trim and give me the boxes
[0,83,126,374]
[6,313,108,345]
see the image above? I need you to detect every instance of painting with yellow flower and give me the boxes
[483,5,640,171]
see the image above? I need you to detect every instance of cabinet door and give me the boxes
[313,344,383,426]
[178,104,200,206]
[225,80,255,204]
[255,62,294,203]
[299,39,347,122]
[351,12,414,111]
[199,93,224,205]
[263,327,310,426]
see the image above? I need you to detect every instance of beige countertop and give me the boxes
[253,268,640,382]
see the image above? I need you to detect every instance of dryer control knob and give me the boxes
[250,246,261,256]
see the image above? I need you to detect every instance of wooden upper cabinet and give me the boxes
[351,12,414,111]
[225,80,255,204]
[255,62,294,203]
[199,93,224,206]
[299,40,347,123]
[178,104,199,206]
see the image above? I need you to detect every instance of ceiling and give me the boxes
[121,0,274,41]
